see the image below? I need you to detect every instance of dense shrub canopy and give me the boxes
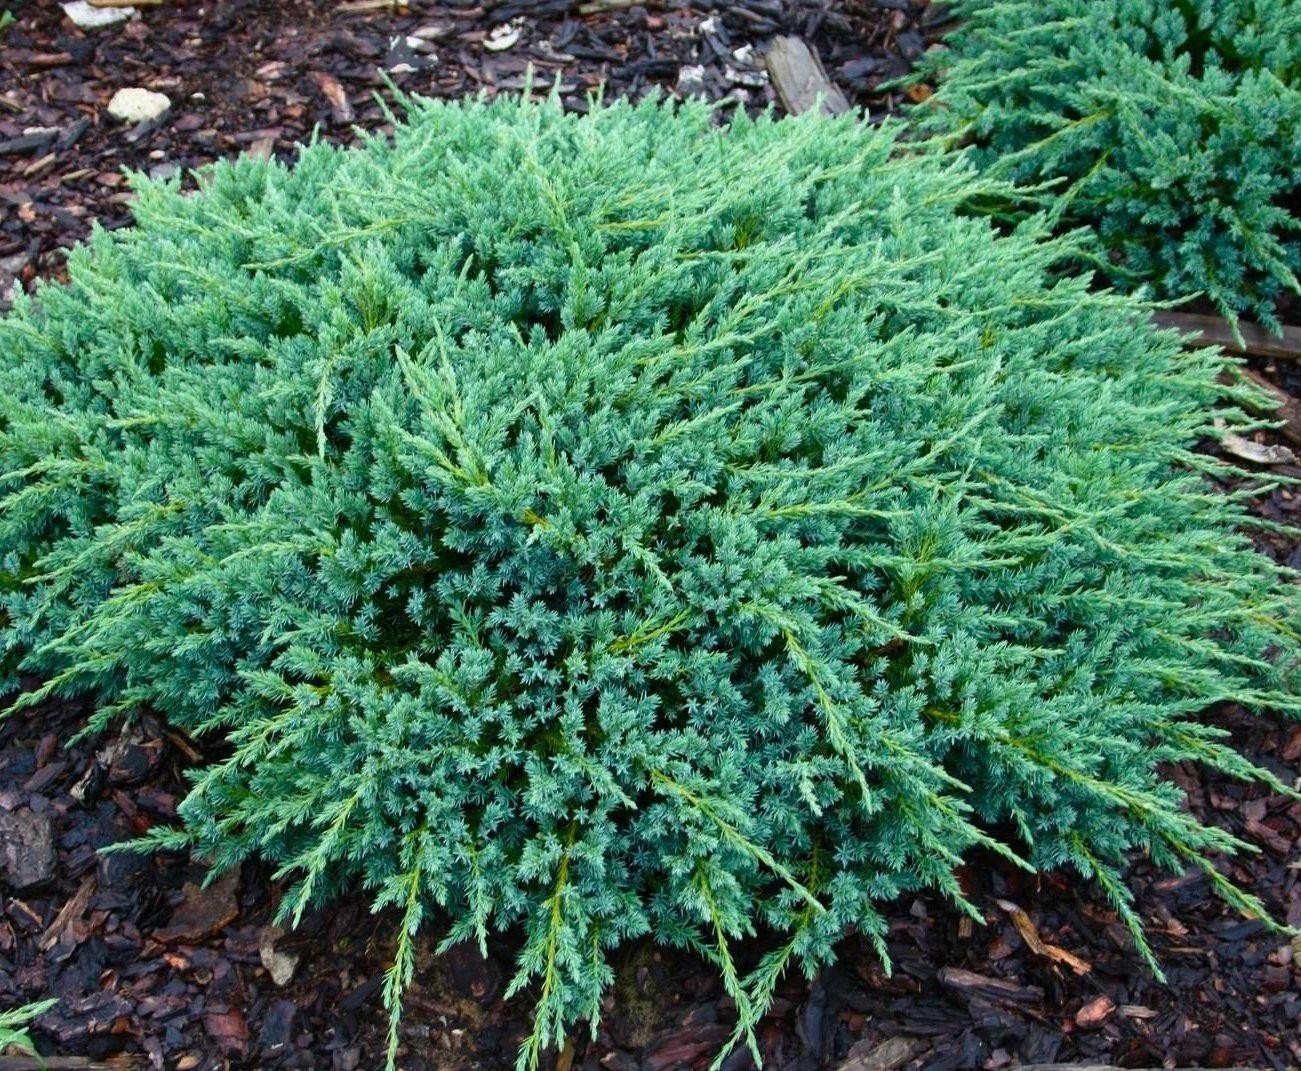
[0,96,1297,1066]
[914,0,1301,329]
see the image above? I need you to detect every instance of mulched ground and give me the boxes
[0,0,949,304]
[1,2,1299,1070]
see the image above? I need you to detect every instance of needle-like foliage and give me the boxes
[912,0,1301,330]
[0,94,1297,1068]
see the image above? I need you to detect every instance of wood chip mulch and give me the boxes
[0,0,950,306]
[1,3,1299,1071]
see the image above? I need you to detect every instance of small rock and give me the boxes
[384,34,434,74]
[484,19,523,51]
[725,64,769,88]
[0,809,56,892]
[0,252,29,307]
[2,280,21,312]
[62,1,135,29]
[677,64,708,97]
[107,87,172,125]
[259,925,300,986]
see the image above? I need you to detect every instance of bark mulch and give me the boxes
[0,3,1299,1070]
[0,0,949,307]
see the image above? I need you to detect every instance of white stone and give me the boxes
[107,87,171,125]
[62,1,135,29]
[725,64,768,88]
[676,64,707,97]
[484,19,523,52]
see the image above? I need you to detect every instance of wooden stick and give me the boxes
[1153,311,1301,362]
[764,36,851,117]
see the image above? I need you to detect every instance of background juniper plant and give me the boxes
[0,94,1298,1068]
[912,0,1301,330]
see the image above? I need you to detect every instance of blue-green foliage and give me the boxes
[0,96,1297,1067]
[914,0,1301,329]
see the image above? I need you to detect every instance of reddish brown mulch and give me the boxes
[1,3,1300,1071]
